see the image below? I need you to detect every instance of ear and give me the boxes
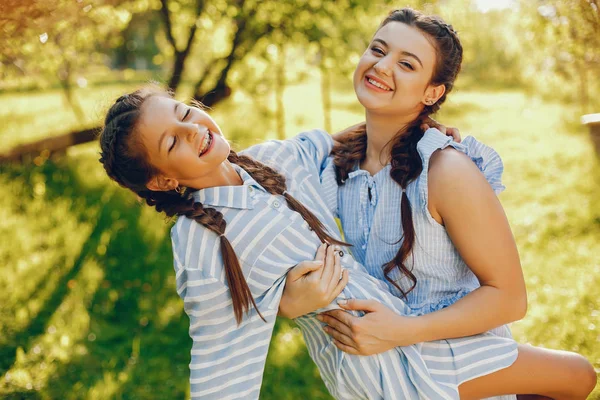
[146,175,179,192]
[422,83,446,106]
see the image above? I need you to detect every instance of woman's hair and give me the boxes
[332,8,463,297]
[99,87,348,324]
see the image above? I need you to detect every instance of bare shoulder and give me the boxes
[427,147,494,220]
[428,146,488,188]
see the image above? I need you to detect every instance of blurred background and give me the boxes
[1,0,599,398]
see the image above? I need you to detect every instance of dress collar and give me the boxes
[190,164,266,210]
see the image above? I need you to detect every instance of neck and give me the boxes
[364,109,421,167]
[182,160,243,190]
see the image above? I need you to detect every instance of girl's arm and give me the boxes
[319,147,526,354]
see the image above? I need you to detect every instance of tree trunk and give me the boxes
[168,51,187,92]
[0,127,98,163]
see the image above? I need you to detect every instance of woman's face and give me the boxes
[137,95,230,190]
[353,21,442,116]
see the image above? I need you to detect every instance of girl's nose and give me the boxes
[185,124,198,142]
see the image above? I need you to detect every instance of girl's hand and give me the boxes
[278,244,349,319]
[421,117,462,143]
[318,299,415,355]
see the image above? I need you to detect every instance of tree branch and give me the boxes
[159,0,178,51]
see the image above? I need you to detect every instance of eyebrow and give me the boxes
[372,38,424,68]
[158,102,179,153]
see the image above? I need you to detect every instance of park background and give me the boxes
[1,0,599,398]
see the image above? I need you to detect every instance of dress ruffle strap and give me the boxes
[416,129,506,219]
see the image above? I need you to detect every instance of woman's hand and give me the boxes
[421,117,461,143]
[318,299,415,355]
[278,244,349,319]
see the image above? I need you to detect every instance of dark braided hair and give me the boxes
[99,86,347,324]
[332,8,463,297]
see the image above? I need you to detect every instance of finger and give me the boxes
[314,243,326,262]
[332,339,360,355]
[323,325,355,347]
[420,123,430,132]
[438,124,447,134]
[319,313,355,338]
[328,269,349,303]
[448,127,461,143]
[287,260,322,281]
[320,311,357,336]
[320,244,335,281]
[326,248,342,293]
[338,298,381,313]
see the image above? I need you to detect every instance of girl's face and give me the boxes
[353,21,443,116]
[138,95,230,190]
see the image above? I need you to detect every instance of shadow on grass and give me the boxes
[0,156,330,399]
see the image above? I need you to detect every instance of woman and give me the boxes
[279,8,597,400]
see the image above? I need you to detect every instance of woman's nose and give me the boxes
[373,59,392,76]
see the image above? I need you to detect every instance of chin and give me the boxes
[355,90,387,112]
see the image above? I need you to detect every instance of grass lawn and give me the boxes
[0,76,598,399]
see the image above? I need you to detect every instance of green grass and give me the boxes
[0,77,598,399]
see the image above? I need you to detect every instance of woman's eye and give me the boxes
[169,136,177,153]
[182,108,191,121]
[371,46,385,55]
[400,62,414,70]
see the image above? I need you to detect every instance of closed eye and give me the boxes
[168,136,177,153]
[182,108,191,121]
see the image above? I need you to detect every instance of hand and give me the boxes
[318,299,415,355]
[421,117,461,143]
[278,243,349,319]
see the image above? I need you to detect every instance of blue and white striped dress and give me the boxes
[171,129,518,399]
[321,128,517,400]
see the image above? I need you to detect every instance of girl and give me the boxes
[98,87,520,399]
[279,8,597,400]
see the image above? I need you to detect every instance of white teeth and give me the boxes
[368,78,391,91]
[198,132,211,156]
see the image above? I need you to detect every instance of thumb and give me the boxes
[337,298,381,313]
[288,261,323,281]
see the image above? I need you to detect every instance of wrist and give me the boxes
[278,298,294,319]
[403,315,428,344]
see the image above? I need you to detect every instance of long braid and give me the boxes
[332,123,368,185]
[228,151,349,247]
[332,8,463,297]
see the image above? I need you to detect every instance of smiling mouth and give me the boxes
[198,131,214,157]
[365,76,393,91]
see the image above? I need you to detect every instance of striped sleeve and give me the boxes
[241,129,334,174]
[289,129,334,174]
[171,222,278,400]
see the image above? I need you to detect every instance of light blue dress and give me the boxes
[171,129,518,399]
[321,128,517,399]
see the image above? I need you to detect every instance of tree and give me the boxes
[522,0,600,112]
[0,0,131,120]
